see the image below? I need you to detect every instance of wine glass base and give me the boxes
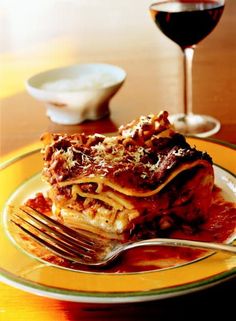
[168,113,221,138]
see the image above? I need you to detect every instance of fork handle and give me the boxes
[124,238,236,254]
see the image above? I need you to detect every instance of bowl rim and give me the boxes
[25,62,127,94]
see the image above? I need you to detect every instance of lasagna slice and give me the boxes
[41,111,214,240]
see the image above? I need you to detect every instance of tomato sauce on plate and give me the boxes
[23,186,236,273]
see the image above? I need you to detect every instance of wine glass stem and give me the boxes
[183,47,195,116]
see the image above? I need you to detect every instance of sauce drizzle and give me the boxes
[22,186,236,273]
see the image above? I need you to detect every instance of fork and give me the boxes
[10,205,236,267]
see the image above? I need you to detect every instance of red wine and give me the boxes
[150,1,224,49]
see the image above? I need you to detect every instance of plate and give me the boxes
[0,137,235,303]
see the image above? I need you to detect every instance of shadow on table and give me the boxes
[58,276,236,321]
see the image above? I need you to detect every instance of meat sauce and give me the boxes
[25,187,236,273]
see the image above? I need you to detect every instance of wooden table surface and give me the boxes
[0,1,235,320]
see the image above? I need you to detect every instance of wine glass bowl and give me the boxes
[149,0,225,137]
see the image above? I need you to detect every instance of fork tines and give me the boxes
[10,205,105,264]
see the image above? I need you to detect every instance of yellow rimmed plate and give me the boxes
[0,137,235,303]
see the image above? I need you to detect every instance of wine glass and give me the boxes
[149,0,225,137]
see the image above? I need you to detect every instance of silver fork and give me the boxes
[10,205,236,267]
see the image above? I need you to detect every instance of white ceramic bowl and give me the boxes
[26,63,126,125]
